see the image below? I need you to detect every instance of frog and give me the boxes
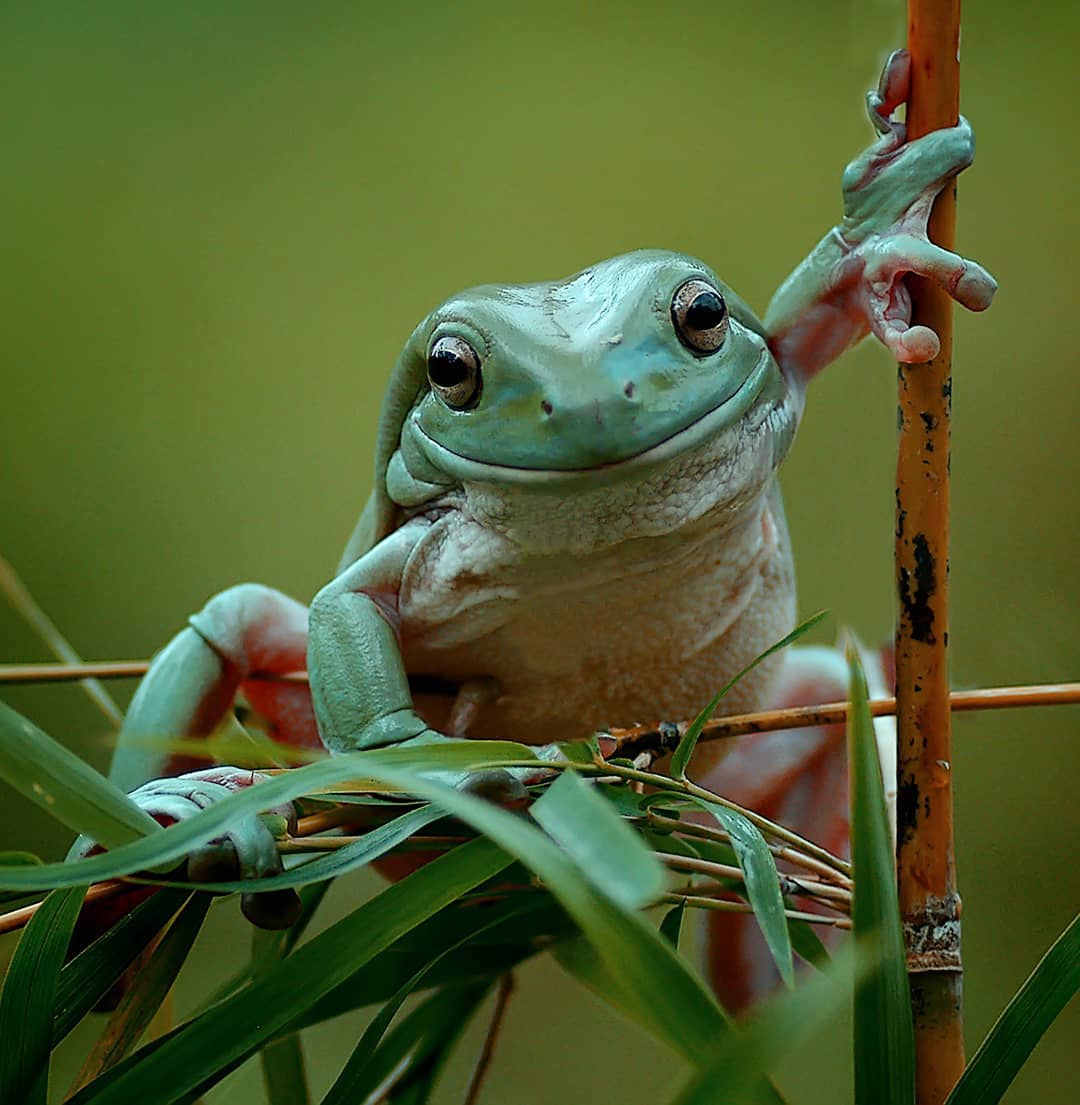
[72,51,994,1005]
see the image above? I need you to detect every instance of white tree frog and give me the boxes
[75,52,994,1003]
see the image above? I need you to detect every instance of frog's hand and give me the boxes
[765,49,996,384]
[67,767,302,1008]
[698,643,895,1011]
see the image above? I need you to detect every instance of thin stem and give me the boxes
[0,879,128,936]
[1,658,1075,733]
[663,893,852,930]
[597,758,851,876]
[647,810,854,888]
[463,973,515,1105]
[661,854,850,913]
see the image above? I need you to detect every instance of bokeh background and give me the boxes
[1,1,1076,1101]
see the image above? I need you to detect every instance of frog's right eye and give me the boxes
[427,335,482,410]
[671,278,729,355]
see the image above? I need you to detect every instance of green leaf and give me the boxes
[259,1038,310,1105]
[0,700,160,847]
[0,886,86,1105]
[699,802,795,989]
[54,889,191,1043]
[530,770,666,910]
[788,917,831,970]
[294,897,573,1030]
[660,902,685,949]
[327,982,492,1105]
[669,942,859,1105]
[73,894,212,1087]
[68,839,513,1105]
[321,907,532,1105]
[298,765,734,1074]
[847,643,915,1105]
[946,913,1080,1105]
[0,740,539,891]
[670,611,827,781]
[253,926,311,1105]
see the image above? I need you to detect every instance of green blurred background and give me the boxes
[1,1,1076,1101]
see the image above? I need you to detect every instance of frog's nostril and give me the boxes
[623,381,636,399]
[540,399,553,416]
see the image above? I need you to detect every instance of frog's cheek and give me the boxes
[409,346,782,486]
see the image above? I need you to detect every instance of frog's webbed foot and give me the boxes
[68,766,303,930]
[837,48,997,363]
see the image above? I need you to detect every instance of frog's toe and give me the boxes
[863,233,996,359]
[460,767,530,807]
[866,48,910,136]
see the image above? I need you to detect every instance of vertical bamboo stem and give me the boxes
[897,2,965,1102]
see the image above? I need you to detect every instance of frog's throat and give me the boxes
[411,347,774,486]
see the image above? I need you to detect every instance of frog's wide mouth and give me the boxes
[411,347,775,485]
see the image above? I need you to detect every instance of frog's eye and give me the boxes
[427,335,482,410]
[671,279,729,355]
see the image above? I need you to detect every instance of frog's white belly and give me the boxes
[398,489,796,746]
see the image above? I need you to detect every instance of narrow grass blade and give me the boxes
[54,889,191,1043]
[0,554,122,727]
[67,840,513,1105]
[788,918,830,970]
[71,894,212,1091]
[325,982,491,1105]
[260,1038,309,1105]
[252,926,310,1105]
[530,770,665,910]
[946,913,1080,1105]
[671,611,827,779]
[321,905,533,1105]
[0,700,160,847]
[661,903,685,949]
[669,942,859,1105]
[0,886,86,1105]
[294,897,571,1030]
[699,802,795,989]
[847,643,914,1105]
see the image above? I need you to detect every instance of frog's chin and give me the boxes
[413,347,778,486]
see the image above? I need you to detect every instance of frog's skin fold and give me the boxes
[77,51,993,1009]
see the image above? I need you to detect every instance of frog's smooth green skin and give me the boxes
[95,52,993,955]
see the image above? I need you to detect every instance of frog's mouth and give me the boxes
[412,346,778,485]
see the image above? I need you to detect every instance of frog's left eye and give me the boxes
[427,335,482,410]
[671,279,729,355]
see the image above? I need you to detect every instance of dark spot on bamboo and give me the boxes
[897,404,905,431]
[898,772,920,843]
[898,533,937,644]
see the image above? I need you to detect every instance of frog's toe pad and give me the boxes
[460,768,530,807]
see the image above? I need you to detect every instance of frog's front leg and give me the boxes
[69,583,314,934]
[765,49,997,386]
[308,522,529,800]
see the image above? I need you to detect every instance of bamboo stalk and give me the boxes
[898,2,966,1100]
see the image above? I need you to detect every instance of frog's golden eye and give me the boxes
[671,279,729,355]
[427,335,482,410]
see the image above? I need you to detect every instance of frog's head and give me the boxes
[369,250,796,541]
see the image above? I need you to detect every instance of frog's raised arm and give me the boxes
[763,49,995,388]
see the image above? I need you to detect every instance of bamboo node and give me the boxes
[903,892,962,972]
